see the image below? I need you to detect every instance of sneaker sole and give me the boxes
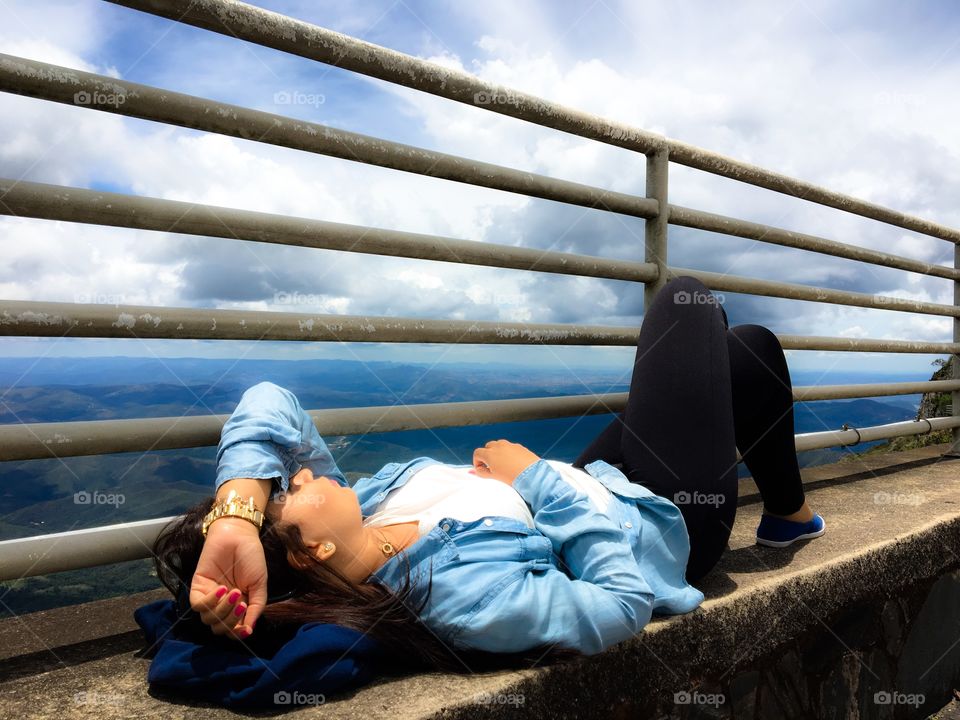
[755,520,826,548]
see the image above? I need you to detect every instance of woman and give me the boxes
[157,275,823,668]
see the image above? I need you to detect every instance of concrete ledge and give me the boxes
[1,444,959,719]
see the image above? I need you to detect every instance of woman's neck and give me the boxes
[332,521,421,583]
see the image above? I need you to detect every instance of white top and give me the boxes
[544,460,612,514]
[362,460,613,536]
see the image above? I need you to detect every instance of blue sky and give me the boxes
[1,0,958,378]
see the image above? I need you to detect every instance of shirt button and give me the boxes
[483,518,493,526]
[441,523,451,531]
[624,521,633,529]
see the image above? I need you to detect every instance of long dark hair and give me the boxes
[153,497,583,674]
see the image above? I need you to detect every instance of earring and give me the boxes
[323,542,334,552]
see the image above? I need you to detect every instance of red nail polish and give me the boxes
[228,590,240,604]
[234,603,246,617]
[240,628,251,638]
[215,587,227,599]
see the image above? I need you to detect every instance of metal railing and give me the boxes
[0,0,958,582]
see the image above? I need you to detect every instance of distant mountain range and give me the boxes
[0,356,939,617]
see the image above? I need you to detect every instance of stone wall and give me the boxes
[661,569,960,719]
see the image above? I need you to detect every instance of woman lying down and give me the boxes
[155,276,823,670]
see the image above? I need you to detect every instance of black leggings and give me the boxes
[573,275,805,583]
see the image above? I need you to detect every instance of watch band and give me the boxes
[202,489,265,537]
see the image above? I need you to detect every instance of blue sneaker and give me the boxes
[756,513,825,548]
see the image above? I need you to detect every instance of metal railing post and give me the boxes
[644,147,670,311]
[950,241,960,456]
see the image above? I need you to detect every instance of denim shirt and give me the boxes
[215,382,704,656]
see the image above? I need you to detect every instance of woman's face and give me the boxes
[266,466,362,555]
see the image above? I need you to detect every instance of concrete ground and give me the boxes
[929,698,960,720]
[1,443,959,719]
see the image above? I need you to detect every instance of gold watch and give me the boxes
[202,489,265,537]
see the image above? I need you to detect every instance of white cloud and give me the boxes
[0,0,957,375]
[838,325,870,339]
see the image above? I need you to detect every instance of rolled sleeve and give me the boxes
[215,382,347,496]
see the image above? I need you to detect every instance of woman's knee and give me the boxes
[662,274,708,299]
[727,325,790,384]
[728,323,782,353]
[656,275,723,314]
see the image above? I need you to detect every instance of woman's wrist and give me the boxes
[216,477,274,506]
[205,477,274,539]
[205,515,262,537]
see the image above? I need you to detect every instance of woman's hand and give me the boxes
[472,439,541,486]
[189,517,267,640]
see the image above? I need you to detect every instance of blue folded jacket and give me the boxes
[133,593,387,709]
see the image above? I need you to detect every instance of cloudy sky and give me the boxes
[0,0,958,378]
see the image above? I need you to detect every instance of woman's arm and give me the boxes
[191,381,346,639]
[453,553,653,655]
[189,481,271,640]
[215,381,347,495]
[455,458,656,654]
[465,441,656,654]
